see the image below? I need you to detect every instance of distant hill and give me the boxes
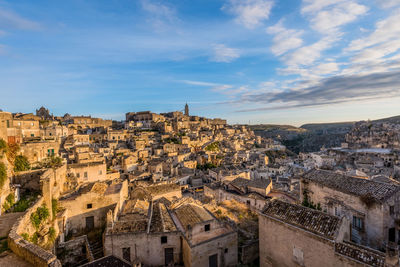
[373,115,400,124]
[249,124,306,132]
[300,121,355,132]
[250,114,400,153]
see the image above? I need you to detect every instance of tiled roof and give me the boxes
[146,183,181,196]
[262,199,341,239]
[303,169,400,202]
[174,204,213,231]
[149,202,177,233]
[230,177,271,189]
[335,242,385,267]
[80,255,131,267]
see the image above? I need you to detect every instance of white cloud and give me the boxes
[376,0,400,8]
[0,8,40,30]
[302,0,368,34]
[283,35,337,66]
[267,20,303,56]
[314,62,339,75]
[222,0,273,29]
[212,44,240,63]
[347,9,400,52]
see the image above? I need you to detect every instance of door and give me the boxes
[85,216,94,230]
[389,228,396,242]
[209,254,218,267]
[165,248,174,266]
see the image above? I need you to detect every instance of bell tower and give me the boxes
[184,103,189,116]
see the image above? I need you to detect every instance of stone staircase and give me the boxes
[88,239,104,260]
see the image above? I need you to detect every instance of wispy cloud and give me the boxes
[180,80,220,87]
[0,8,40,30]
[236,70,400,111]
[211,44,240,63]
[267,20,303,56]
[140,0,179,31]
[376,0,400,9]
[222,0,273,29]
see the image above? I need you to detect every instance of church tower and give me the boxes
[184,103,189,116]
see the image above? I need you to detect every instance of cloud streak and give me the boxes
[211,44,240,63]
[236,70,400,111]
[0,8,40,30]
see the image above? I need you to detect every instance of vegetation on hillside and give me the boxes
[14,155,30,172]
[205,142,219,152]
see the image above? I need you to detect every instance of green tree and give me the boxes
[0,139,7,155]
[14,155,30,172]
[0,162,7,190]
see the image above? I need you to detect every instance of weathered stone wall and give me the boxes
[301,180,389,250]
[13,169,45,192]
[258,213,366,267]
[104,231,182,265]
[240,240,259,264]
[183,231,237,267]
[7,197,61,267]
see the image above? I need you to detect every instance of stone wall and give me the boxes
[13,169,46,192]
[240,240,259,264]
[7,197,61,267]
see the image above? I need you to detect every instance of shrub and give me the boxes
[14,155,30,172]
[205,142,219,152]
[14,198,30,212]
[0,162,7,189]
[30,204,50,230]
[2,192,15,211]
[30,232,38,244]
[21,233,29,240]
[48,227,56,241]
[38,156,63,169]
[0,139,7,154]
[6,143,20,164]
[51,198,58,218]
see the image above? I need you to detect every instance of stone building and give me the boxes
[36,106,52,120]
[67,162,107,184]
[173,202,238,267]
[259,199,392,267]
[59,180,128,234]
[104,199,182,265]
[19,140,60,163]
[228,177,272,197]
[301,169,400,250]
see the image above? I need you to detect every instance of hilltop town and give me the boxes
[1,105,400,267]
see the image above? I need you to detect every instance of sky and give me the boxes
[0,0,400,126]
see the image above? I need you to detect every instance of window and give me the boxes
[390,206,394,215]
[224,248,228,253]
[99,170,102,175]
[334,206,340,217]
[122,247,131,262]
[87,204,92,209]
[352,216,363,230]
[31,134,34,137]
[205,224,210,232]
[84,172,88,179]
[6,120,9,128]
[161,236,168,244]
[77,173,80,178]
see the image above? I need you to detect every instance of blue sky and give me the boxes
[1,0,400,126]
